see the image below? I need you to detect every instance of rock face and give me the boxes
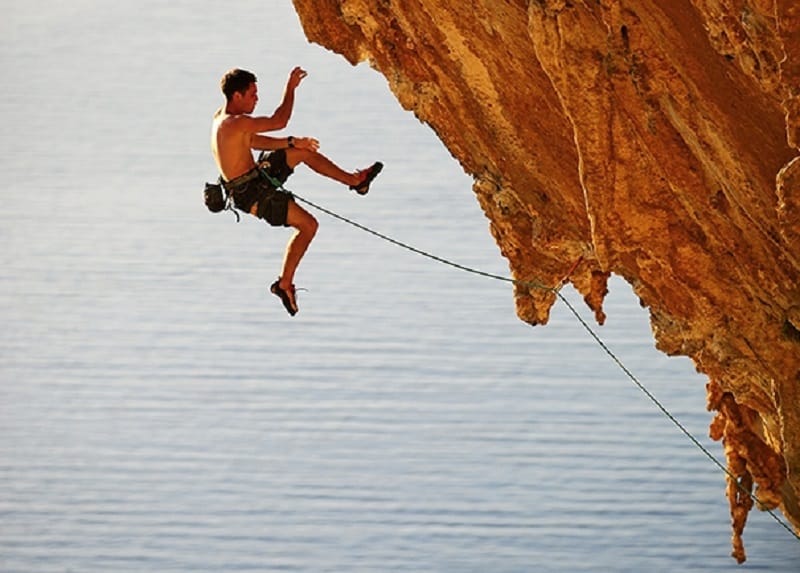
[292,0,800,561]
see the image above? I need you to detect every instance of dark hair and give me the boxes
[220,68,257,100]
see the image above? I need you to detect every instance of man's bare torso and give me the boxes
[211,108,257,182]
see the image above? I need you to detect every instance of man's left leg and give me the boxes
[285,148,368,188]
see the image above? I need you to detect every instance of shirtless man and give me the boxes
[211,67,382,316]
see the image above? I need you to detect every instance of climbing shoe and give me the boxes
[350,162,383,195]
[270,279,298,316]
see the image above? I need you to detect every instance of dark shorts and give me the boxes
[257,148,294,184]
[224,149,295,227]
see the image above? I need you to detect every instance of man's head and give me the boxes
[221,68,258,112]
[221,68,256,99]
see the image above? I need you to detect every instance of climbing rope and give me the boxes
[554,292,800,541]
[288,190,800,542]
[293,193,552,290]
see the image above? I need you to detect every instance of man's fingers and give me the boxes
[291,67,308,82]
[298,137,319,151]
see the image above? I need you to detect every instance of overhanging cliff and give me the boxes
[291,0,800,561]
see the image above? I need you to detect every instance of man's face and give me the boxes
[235,82,258,113]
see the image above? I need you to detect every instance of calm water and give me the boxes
[1,2,798,571]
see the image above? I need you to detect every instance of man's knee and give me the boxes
[302,214,319,236]
[285,148,314,169]
[292,208,318,237]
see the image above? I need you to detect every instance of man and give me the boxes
[211,67,382,316]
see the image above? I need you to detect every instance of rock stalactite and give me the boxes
[292,0,800,560]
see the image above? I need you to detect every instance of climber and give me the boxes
[211,67,383,316]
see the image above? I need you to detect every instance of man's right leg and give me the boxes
[279,200,319,294]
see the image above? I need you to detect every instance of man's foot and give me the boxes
[270,279,298,316]
[349,162,383,195]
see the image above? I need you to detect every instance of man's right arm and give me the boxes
[233,68,307,134]
[241,114,289,133]
[271,67,306,128]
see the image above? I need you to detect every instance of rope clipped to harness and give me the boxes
[224,190,240,222]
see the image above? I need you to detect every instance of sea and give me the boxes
[1,1,798,571]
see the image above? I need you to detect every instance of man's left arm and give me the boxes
[251,135,320,152]
[251,135,290,151]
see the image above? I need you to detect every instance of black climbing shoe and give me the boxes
[349,162,383,195]
[270,279,298,316]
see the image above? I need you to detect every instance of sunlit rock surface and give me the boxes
[292,0,800,561]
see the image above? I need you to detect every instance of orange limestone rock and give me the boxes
[292,0,800,560]
[707,379,788,562]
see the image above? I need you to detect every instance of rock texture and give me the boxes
[292,0,800,561]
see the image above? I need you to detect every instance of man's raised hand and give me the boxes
[288,67,308,90]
